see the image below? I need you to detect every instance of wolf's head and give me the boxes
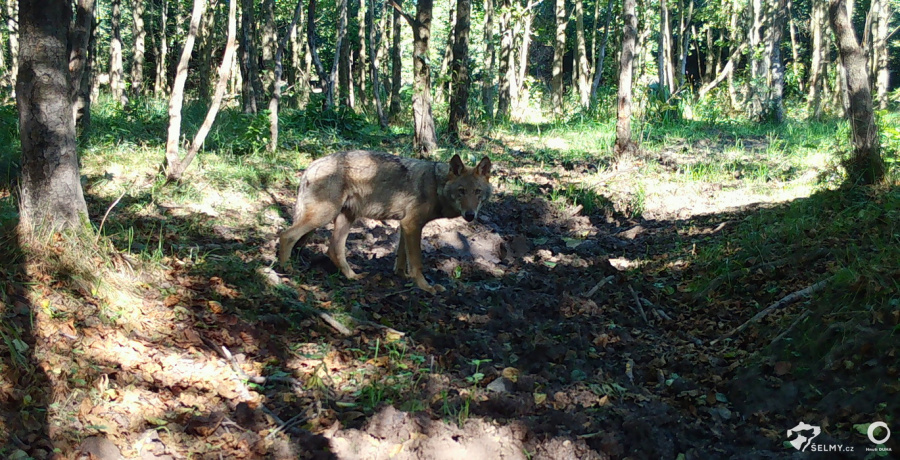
[445,154,492,222]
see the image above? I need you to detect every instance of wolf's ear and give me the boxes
[449,154,465,176]
[475,157,492,177]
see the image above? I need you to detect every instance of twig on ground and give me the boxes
[640,298,672,321]
[711,276,833,345]
[94,184,132,244]
[584,275,615,298]
[627,284,649,325]
[266,411,308,440]
[316,310,352,336]
[695,248,830,300]
[770,310,811,346]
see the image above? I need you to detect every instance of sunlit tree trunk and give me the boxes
[70,0,96,129]
[307,0,329,103]
[514,4,534,110]
[411,0,437,154]
[110,0,126,104]
[447,0,470,140]
[829,0,883,185]
[289,3,309,108]
[870,0,890,109]
[590,0,613,102]
[615,0,638,158]
[550,0,566,115]
[164,0,206,178]
[482,0,495,119]
[355,0,367,106]
[18,0,89,230]
[268,0,303,152]
[787,0,803,93]
[261,0,276,91]
[574,0,590,108]
[132,0,146,95]
[332,0,349,108]
[726,0,740,108]
[435,3,456,106]
[677,0,693,87]
[807,0,827,117]
[154,0,169,95]
[196,2,217,102]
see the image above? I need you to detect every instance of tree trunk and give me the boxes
[132,0,146,95]
[677,0,693,87]
[496,0,511,118]
[574,0,589,108]
[482,0,495,119]
[154,0,169,95]
[870,0,890,109]
[307,0,329,102]
[6,0,17,92]
[726,0,740,108]
[164,0,206,177]
[807,0,827,117]
[786,0,803,93]
[167,0,236,181]
[268,0,304,152]
[590,0,613,102]
[368,0,387,126]
[17,0,89,230]
[829,0,884,185]
[70,0,96,128]
[289,3,309,108]
[447,0,470,140]
[389,0,403,119]
[196,1,217,103]
[261,0,275,91]
[110,0,126,104]
[330,0,348,108]
[550,0,565,115]
[614,0,638,158]
[514,5,533,110]
[411,0,437,154]
[355,0,367,106]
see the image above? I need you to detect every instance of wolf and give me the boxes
[278,150,492,294]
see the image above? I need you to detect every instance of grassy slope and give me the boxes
[0,95,898,458]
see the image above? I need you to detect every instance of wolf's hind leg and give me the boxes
[278,205,340,266]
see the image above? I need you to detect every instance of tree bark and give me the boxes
[17,0,89,230]
[132,0,146,95]
[268,0,304,152]
[513,4,534,110]
[355,0,367,106]
[614,0,638,158]
[870,0,890,109]
[70,0,96,128]
[154,0,169,95]
[331,0,349,108]
[411,0,437,154]
[389,0,403,119]
[829,0,884,185]
[6,0,17,92]
[196,0,217,102]
[496,0,511,118]
[677,0,693,87]
[807,0,827,117]
[550,0,566,115]
[482,0,495,119]
[590,0,613,102]
[261,0,276,91]
[574,0,589,108]
[164,0,206,177]
[306,0,329,102]
[110,0,126,104]
[786,0,802,93]
[447,0,470,140]
[368,0,387,126]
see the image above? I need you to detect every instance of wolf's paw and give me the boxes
[419,283,445,295]
[346,271,368,280]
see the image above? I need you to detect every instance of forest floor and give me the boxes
[1,103,899,459]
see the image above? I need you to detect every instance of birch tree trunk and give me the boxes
[807,0,827,117]
[268,0,304,152]
[167,0,236,181]
[110,0,126,104]
[447,0,470,140]
[615,0,638,158]
[829,0,884,185]
[17,0,89,230]
[164,0,206,177]
[132,0,146,95]
[550,0,566,115]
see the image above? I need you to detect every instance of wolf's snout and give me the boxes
[463,211,476,222]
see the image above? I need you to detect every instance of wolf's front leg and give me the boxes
[394,228,408,277]
[329,213,365,280]
[400,221,445,294]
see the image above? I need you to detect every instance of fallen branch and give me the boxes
[627,284,649,325]
[585,275,615,298]
[711,276,833,345]
[769,310,811,347]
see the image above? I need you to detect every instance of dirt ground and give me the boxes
[3,153,894,460]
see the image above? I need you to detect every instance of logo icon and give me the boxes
[867,422,890,445]
[787,422,821,451]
